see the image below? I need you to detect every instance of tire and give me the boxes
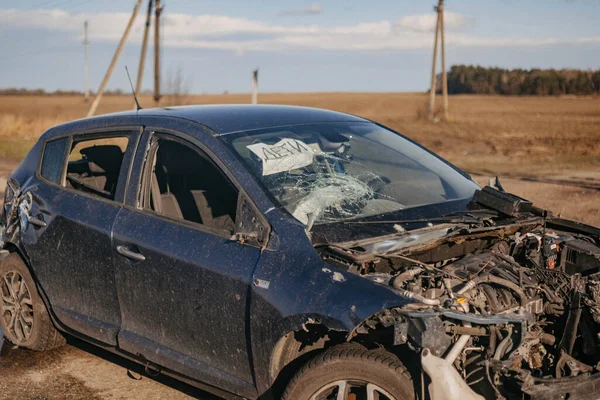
[0,253,66,351]
[282,343,415,400]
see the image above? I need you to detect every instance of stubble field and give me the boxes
[1,92,599,224]
[0,92,599,398]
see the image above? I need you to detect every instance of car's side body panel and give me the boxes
[112,207,261,398]
[14,127,141,345]
[21,183,124,344]
[110,126,265,398]
[1,112,415,399]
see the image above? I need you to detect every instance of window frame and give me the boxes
[36,127,142,205]
[134,130,242,239]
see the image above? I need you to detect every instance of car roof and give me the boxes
[92,104,369,135]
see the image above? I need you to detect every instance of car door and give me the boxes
[112,128,264,398]
[21,128,140,345]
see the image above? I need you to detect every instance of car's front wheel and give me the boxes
[282,344,415,400]
[0,253,66,351]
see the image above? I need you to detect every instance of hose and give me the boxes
[391,268,423,290]
[493,325,513,360]
[444,300,472,364]
[487,326,497,357]
[395,289,440,306]
[456,279,479,295]
[456,274,529,308]
[486,276,528,308]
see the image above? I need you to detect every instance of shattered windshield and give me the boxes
[223,122,478,226]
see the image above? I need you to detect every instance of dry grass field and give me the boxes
[0,92,599,399]
[0,92,599,225]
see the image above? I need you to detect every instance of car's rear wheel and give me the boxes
[282,344,415,400]
[0,253,65,351]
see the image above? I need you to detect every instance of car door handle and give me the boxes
[116,245,146,262]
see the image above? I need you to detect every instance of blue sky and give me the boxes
[1,0,599,93]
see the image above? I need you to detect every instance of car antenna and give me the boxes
[125,66,142,111]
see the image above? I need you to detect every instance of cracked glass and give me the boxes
[224,122,478,226]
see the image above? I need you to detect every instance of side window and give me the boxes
[40,137,69,184]
[65,135,129,201]
[141,136,238,233]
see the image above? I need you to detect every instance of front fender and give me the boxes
[249,223,411,395]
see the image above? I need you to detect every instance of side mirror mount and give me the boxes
[234,192,271,248]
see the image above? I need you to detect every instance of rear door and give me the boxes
[21,129,140,345]
[112,128,263,397]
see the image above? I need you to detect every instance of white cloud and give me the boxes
[0,8,598,54]
[396,11,472,32]
[278,4,324,16]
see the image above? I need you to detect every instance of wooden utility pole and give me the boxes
[252,69,259,104]
[428,0,449,121]
[154,0,164,106]
[87,0,143,117]
[440,0,449,119]
[427,0,442,120]
[134,0,154,109]
[83,21,89,102]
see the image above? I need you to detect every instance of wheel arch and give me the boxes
[261,317,347,399]
[0,241,67,337]
[262,307,422,399]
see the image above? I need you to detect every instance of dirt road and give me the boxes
[0,334,218,400]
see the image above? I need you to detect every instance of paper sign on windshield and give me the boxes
[247,139,314,175]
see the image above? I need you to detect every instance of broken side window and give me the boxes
[40,137,69,185]
[140,136,238,233]
[64,135,129,201]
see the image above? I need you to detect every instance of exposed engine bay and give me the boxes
[317,187,600,399]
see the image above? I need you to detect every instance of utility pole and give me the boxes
[87,0,144,117]
[428,0,442,121]
[154,0,164,106]
[440,0,449,120]
[83,21,89,102]
[134,0,154,109]
[252,68,259,104]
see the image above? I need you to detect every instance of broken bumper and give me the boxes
[522,373,600,400]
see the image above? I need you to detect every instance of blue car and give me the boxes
[2,105,600,400]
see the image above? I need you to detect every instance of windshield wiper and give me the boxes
[341,215,480,226]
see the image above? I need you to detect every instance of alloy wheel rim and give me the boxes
[1,271,34,342]
[310,380,396,400]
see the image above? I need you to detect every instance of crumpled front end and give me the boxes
[318,187,600,399]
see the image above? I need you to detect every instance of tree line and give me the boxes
[0,88,130,96]
[439,65,600,95]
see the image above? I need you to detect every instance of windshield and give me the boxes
[223,122,479,226]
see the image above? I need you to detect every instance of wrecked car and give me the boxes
[2,105,600,400]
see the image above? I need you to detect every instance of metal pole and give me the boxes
[83,21,89,102]
[252,69,258,104]
[440,0,449,120]
[134,0,154,109]
[428,0,442,121]
[87,0,144,117]
[154,0,163,106]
